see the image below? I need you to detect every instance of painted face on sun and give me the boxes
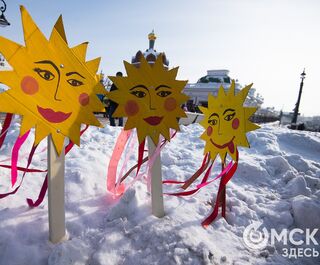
[108,56,189,144]
[199,81,260,161]
[0,6,105,154]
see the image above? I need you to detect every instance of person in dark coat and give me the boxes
[109,71,123,126]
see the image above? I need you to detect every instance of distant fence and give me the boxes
[250,114,280,124]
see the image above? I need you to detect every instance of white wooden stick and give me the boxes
[147,136,165,218]
[48,135,67,243]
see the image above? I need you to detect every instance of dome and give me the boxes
[131,30,169,68]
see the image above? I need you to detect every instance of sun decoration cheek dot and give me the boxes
[21,76,39,95]
[164,97,177,112]
[207,126,213,136]
[232,118,240,130]
[125,100,139,116]
[78,93,89,106]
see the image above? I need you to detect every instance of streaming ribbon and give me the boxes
[163,150,239,227]
[0,113,13,149]
[107,129,177,197]
[11,130,30,187]
[202,151,238,227]
[27,125,89,207]
[0,125,89,207]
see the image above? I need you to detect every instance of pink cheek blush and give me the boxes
[164,97,177,112]
[125,100,139,116]
[21,76,39,95]
[79,93,89,106]
[207,126,213,136]
[232,118,239,129]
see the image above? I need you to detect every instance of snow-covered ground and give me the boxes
[0,119,319,265]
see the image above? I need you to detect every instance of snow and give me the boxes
[0,119,320,264]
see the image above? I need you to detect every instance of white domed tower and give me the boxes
[131,30,169,68]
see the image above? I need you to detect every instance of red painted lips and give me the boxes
[143,116,163,126]
[210,136,235,154]
[37,106,72,123]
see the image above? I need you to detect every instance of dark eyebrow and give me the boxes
[223,108,235,115]
[34,60,60,75]
[66,72,85,79]
[155,85,171,90]
[209,113,219,119]
[130,85,148,91]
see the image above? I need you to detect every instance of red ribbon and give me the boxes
[0,164,46,173]
[27,125,90,207]
[164,162,214,196]
[163,150,239,227]
[163,153,210,186]
[0,144,38,199]
[0,125,90,206]
[136,139,145,177]
[201,151,239,227]
[0,113,13,149]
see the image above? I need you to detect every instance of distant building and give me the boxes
[131,30,169,68]
[183,69,264,111]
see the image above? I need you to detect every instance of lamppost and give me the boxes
[0,0,10,27]
[291,69,306,127]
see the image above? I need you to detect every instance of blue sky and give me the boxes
[1,0,320,116]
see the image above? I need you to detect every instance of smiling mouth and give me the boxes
[37,106,72,123]
[143,116,163,126]
[210,136,235,153]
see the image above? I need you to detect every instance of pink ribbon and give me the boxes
[115,131,137,191]
[0,144,38,199]
[107,129,132,196]
[11,130,30,187]
[27,125,90,207]
[0,113,13,149]
[107,129,176,197]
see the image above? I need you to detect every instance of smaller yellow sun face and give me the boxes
[0,6,104,154]
[108,56,189,144]
[199,81,260,161]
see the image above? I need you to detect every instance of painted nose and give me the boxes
[149,92,156,110]
[218,120,222,135]
[53,81,62,101]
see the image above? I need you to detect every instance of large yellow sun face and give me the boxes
[108,56,189,144]
[0,6,105,154]
[199,81,260,161]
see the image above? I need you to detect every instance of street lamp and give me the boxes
[0,0,10,27]
[291,69,306,128]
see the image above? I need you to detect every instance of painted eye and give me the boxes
[208,119,217,125]
[33,68,55,81]
[131,90,146,98]
[224,113,235,121]
[157,91,172,97]
[67,79,83,87]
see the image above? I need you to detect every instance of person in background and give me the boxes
[109,71,123,126]
[182,104,188,112]
[102,94,110,118]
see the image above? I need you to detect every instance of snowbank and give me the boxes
[0,119,319,264]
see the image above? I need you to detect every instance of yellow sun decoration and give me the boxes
[0,6,105,154]
[199,81,260,162]
[108,55,189,144]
